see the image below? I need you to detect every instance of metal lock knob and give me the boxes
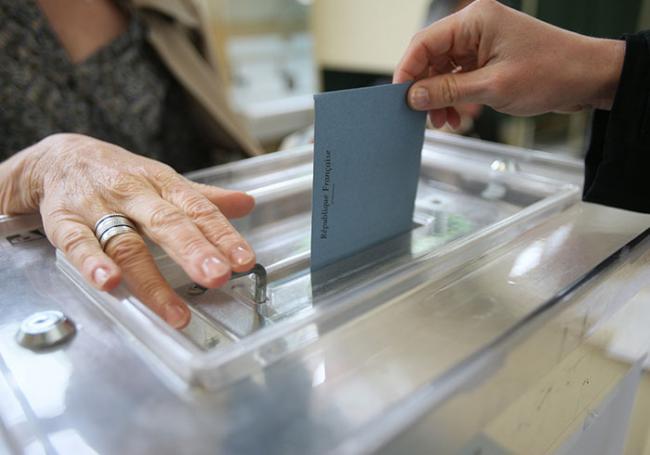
[186,263,268,304]
[16,310,76,350]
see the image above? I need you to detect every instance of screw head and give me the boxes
[186,283,208,296]
[16,311,75,350]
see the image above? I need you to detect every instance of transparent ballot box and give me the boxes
[56,132,581,389]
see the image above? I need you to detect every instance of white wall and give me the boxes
[312,0,431,74]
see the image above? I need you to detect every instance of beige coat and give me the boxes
[132,0,263,157]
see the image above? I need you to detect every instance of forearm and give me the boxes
[0,142,44,215]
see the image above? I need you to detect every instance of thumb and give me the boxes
[407,69,492,111]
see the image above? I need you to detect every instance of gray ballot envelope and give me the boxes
[310,82,427,271]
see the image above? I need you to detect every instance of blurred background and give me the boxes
[206,0,650,155]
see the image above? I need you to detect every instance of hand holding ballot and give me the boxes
[393,0,625,127]
[310,0,640,270]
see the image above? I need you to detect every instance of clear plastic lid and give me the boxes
[57,134,581,390]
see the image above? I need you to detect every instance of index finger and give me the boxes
[393,14,457,84]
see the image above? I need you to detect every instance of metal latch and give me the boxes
[187,263,267,304]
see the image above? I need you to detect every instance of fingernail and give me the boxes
[411,87,430,110]
[93,267,110,287]
[166,305,189,329]
[202,256,230,280]
[230,245,254,267]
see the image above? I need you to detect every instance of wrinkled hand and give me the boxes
[11,133,256,328]
[394,0,625,128]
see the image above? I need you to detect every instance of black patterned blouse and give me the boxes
[0,1,222,173]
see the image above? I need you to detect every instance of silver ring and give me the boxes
[98,225,138,250]
[94,213,136,234]
[94,214,137,250]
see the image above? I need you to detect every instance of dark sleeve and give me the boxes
[583,31,650,213]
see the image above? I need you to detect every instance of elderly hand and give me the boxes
[394,0,626,128]
[1,133,256,328]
